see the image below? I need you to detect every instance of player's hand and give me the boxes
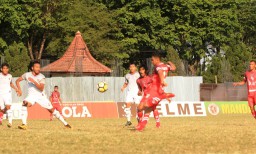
[161,82,168,87]
[138,91,142,96]
[121,87,125,92]
[233,82,239,87]
[28,77,36,84]
[16,90,22,97]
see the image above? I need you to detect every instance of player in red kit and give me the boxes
[50,86,63,121]
[137,65,161,128]
[136,53,176,131]
[233,60,256,118]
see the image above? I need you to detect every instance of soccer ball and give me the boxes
[97,81,108,93]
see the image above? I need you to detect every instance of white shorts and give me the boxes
[125,93,142,105]
[24,94,53,110]
[0,93,12,109]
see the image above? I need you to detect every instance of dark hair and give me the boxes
[250,60,256,64]
[152,52,162,59]
[54,86,58,88]
[29,60,41,71]
[32,60,40,66]
[129,63,136,66]
[139,65,149,75]
[1,63,9,69]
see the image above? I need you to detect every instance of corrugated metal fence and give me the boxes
[11,76,203,103]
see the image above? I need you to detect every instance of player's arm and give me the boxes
[137,80,142,96]
[233,80,246,86]
[121,75,128,92]
[15,76,24,96]
[158,69,167,87]
[49,95,53,104]
[233,74,246,86]
[58,93,63,104]
[10,82,18,92]
[28,77,44,92]
[121,83,128,92]
[167,61,176,71]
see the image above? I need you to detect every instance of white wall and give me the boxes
[11,76,203,103]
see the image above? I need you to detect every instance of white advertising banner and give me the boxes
[152,100,207,117]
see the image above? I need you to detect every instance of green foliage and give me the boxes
[46,0,126,67]
[0,0,255,80]
[4,42,30,77]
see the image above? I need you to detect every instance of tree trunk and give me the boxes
[28,37,34,60]
[38,32,47,60]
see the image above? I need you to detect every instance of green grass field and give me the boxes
[0,115,256,154]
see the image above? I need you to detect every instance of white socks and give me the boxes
[6,110,12,124]
[53,109,67,125]
[124,107,131,122]
[21,106,28,125]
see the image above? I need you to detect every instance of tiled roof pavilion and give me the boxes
[41,31,111,76]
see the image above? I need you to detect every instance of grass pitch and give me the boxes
[0,115,256,154]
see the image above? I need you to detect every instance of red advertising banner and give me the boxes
[28,102,119,119]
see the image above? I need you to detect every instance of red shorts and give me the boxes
[141,92,174,108]
[248,92,256,107]
[52,103,62,114]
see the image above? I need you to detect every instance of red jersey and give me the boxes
[151,63,172,93]
[51,91,60,104]
[244,70,256,96]
[137,76,153,91]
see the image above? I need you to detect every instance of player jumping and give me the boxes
[233,60,256,119]
[0,63,18,127]
[137,65,161,128]
[15,61,71,130]
[121,63,141,126]
[49,86,63,121]
[136,53,176,131]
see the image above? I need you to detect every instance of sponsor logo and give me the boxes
[156,100,207,117]
[208,103,220,115]
[221,104,250,114]
[205,102,251,114]
[62,106,92,118]
[117,101,207,117]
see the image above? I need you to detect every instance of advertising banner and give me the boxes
[117,101,207,117]
[12,101,250,119]
[205,101,250,115]
[10,102,119,120]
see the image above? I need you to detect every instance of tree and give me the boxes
[46,0,126,67]
[4,42,30,77]
[0,0,70,60]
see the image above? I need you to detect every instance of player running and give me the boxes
[137,65,161,128]
[0,63,18,127]
[121,63,141,126]
[233,60,256,119]
[49,86,63,121]
[136,53,176,131]
[15,61,71,130]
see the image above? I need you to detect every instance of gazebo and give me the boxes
[41,31,112,76]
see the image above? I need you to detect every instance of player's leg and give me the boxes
[136,107,152,131]
[50,106,54,121]
[124,102,132,126]
[18,101,32,130]
[56,104,63,116]
[0,96,4,125]
[152,106,160,128]
[3,93,13,127]
[135,96,142,123]
[248,96,256,118]
[5,105,12,127]
[38,96,71,128]
[136,96,148,124]
[124,93,134,126]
